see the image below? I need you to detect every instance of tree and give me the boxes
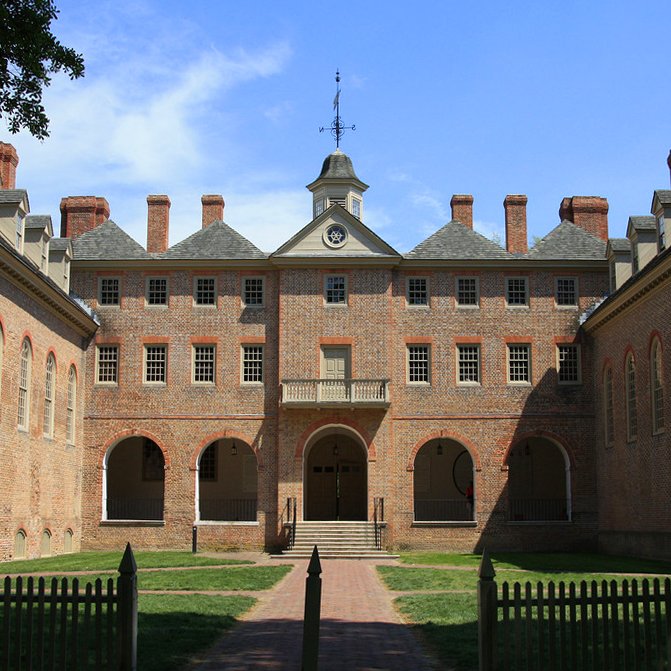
[0,0,84,140]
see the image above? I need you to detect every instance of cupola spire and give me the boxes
[319,70,355,150]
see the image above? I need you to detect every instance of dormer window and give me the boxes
[15,213,24,252]
[632,245,639,273]
[41,238,48,273]
[658,215,666,252]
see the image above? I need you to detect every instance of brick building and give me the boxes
[0,142,668,560]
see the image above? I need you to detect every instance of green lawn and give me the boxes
[1,550,291,670]
[383,552,671,671]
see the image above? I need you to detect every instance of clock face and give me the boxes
[323,224,348,248]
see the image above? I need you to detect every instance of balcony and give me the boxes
[281,378,390,408]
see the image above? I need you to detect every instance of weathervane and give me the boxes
[319,69,355,149]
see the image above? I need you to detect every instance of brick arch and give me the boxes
[19,332,34,357]
[648,330,664,356]
[294,416,376,462]
[406,431,482,471]
[67,361,79,382]
[45,347,58,373]
[99,429,171,469]
[502,430,576,469]
[601,357,613,376]
[623,345,636,367]
[189,430,261,470]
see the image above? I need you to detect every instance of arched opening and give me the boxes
[304,430,367,521]
[14,530,26,559]
[40,529,51,556]
[197,439,257,522]
[64,528,73,553]
[507,437,570,521]
[414,438,475,521]
[105,436,165,521]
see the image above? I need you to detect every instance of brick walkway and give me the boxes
[186,558,440,670]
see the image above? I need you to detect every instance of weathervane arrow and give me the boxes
[320,69,355,150]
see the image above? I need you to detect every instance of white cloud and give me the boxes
[473,218,505,245]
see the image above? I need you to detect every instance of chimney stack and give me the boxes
[504,194,528,254]
[450,194,473,229]
[202,195,225,228]
[60,196,110,239]
[147,195,170,253]
[0,142,19,190]
[559,196,609,241]
[667,149,671,186]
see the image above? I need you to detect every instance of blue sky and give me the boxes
[4,0,671,253]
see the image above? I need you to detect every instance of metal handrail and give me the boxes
[286,497,297,549]
[373,497,384,550]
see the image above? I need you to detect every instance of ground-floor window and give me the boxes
[414,439,474,521]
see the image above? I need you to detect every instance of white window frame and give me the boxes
[351,197,361,219]
[42,353,55,437]
[243,276,265,307]
[507,344,531,384]
[324,275,347,306]
[66,365,76,445]
[193,276,216,307]
[555,277,578,307]
[98,277,120,306]
[658,215,667,253]
[625,353,637,442]
[406,277,429,307]
[456,276,480,307]
[146,276,168,307]
[407,345,430,384]
[241,345,264,384]
[651,339,665,434]
[604,366,614,447]
[505,277,529,307]
[193,344,216,385]
[15,213,24,253]
[96,345,119,385]
[457,344,481,385]
[18,338,32,430]
[557,344,581,384]
[144,345,167,385]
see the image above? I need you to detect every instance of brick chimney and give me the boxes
[450,194,473,229]
[147,195,170,253]
[60,196,110,239]
[202,194,224,228]
[504,194,528,254]
[0,142,19,190]
[559,196,609,241]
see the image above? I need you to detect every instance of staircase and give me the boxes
[275,521,398,559]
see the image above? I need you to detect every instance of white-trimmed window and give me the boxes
[17,338,32,430]
[506,277,529,307]
[193,345,216,384]
[314,199,324,217]
[555,277,578,306]
[243,277,264,307]
[407,345,430,384]
[144,345,167,384]
[325,275,347,305]
[456,277,479,306]
[604,366,614,447]
[98,277,120,306]
[66,365,76,444]
[651,339,665,433]
[457,344,480,384]
[557,344,581,384]
[507,344,531,383]
[194,277,216,306]
[96,345,118,384]
[625,352,637,441]
[658,215,667,252]
[351,197,361,219]
[146,277,168,306]
[242,346,264,383]
[406,277,428,306]
[42,353,55,437]
[40,238,48,273]
[15,213,24,252]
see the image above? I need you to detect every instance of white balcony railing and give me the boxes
[281,378,390,407]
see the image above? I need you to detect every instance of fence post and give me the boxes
[118,543,138,671]
[478,548,497,671]
[192,526,198,553]
[301,545,322,671]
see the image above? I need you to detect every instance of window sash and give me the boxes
[147,277,168,305]
[408,346,430,383]
[557,345,580,383]
[457,278,479,306]
[506,278,528,306]
[242,346,263,383]
[18,340,31,429]
[66,367,76,444]
[325,275,347,304]
[508,345,530,383]
[99,278,120,305]
[42,355,55,436]
[97,346,118,384]
[243,277,264,306]
[145,346,167,383]
[407,278,428,306]
[555,278,577,306]
[458,345,480,384]
[193,345,216,384]
[195,277,216,305]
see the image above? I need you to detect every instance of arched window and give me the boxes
[43,353,55,437]
[651,339,665,434]
[604,366,614,447]
[66,365,76,444]
[40,529,51,556]
[0,323,4,389]
[18,338,32,430]
[14,530,26,558]
[64,529,73,553]
[625,352,637,441]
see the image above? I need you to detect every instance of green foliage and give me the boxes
[0,0,84,139]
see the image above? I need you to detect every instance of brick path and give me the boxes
[186,558,441,670]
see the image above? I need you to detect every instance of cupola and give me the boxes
[306,149,369,220]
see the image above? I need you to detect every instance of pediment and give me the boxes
[271,205,399,260]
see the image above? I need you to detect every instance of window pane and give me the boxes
[457,278,478,306]
[407,278,428,306]
[97,346,118,384]
[195,278,216,305]
[508,345,530,383]
[244,278,264,306]
[556,278,577,306]
[147,278,168,305]
[408,346,429,383]
[458,345,480,383]
[558,345,580,383]
[243,346,263,382]
[325,276,346,304]
[100,278,120,305]
[194,345,215,383]
[145,346,167,383]
[506,278,528,306]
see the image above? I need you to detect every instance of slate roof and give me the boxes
[405,220,512,260]
[527,221,606,260]
[608,238,630,253]
[49,238,72,252]
[316,150,361,181]
[161,220,266,260]
[628,215,656,231]
[654,190,671,206]
[25,215,52,230]
[72,220,150,260]
[0,189,28,204]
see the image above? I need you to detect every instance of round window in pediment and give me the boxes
[323,223,348,249]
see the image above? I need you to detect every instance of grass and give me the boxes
[1,550,291,670]
[383,552,671,671]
